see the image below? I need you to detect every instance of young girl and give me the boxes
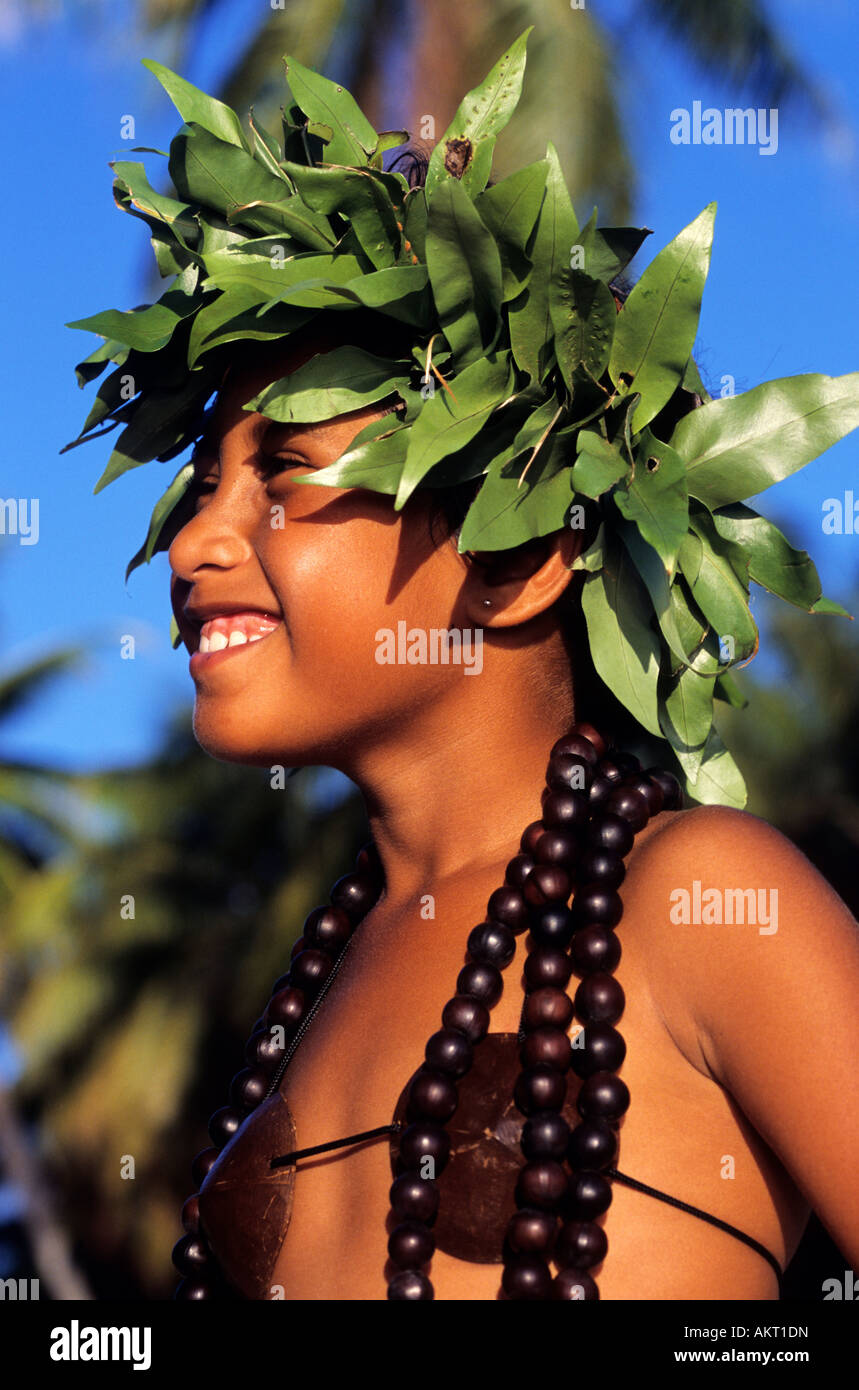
[66,34,859,1301]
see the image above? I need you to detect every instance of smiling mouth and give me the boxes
[195,612,282,655]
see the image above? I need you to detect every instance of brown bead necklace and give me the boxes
[172,722,682,1300]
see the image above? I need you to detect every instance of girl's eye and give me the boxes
[260,454,308,478]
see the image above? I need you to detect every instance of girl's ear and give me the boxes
[459,526,586,628]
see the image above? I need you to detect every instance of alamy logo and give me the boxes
[49,1320,151,1371]
[0,1277,39,1299]
[668,881,778,934]
[375,622,484,675]
[0,497,39,545]
[670,102,778,156]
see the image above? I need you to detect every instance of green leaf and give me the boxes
[73,339,129,388]
[245,345,411,423]
[570,523,606,573]
[395,353,514,509]
[549,268,616,389]
[812,594,853,618]
[142,58,249,150]
[710,503,823,610]
[569,431,628,499]
[508,142,578,383]
[608,203,716,431]
[677,727,747,809]
[225,196,337,248]
[93,370,216,494]
[294,421,410,494]
[330,264,431,327]
[619,521,695,669]
[125,461,195,581]
[66,279,205,354]
[714,671,748,709]
[475,159,548,301]
[283,54,378,165]
[611,427,689,576]
[678,515,758,662]
[457,453,574,552]
[111,161,201,244]
[581,537,663,738]
[280,162,402,268]
[369,130,410,168]
[660,666,716,764]
[425,27,533,199]
[169,123,293,223]
[578,224,652,284]
[188,289,313,366]
[670,371,859,508]
[403,187,428,262]
[202,248,361,305]
[681,353,712,400]
[425,177,503,367]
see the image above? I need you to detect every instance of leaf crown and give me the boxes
[64,27,857,807]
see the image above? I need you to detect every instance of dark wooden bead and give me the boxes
[502,1254,553,1299]
[535,828,580,869]
[398,1121,451,1172]
[289,935,306,961]
[566,1119,617,1172]
[290,948,333,994]
[406,1066,458,1123]
[524,864,571,906]
[208,1105,243,1148]
[191,1147,219,1187]
[552,1268,600,1299]
[516,1159,568,1211]
[523,987,574,1032]
[514,1064,567,1115]
[577,1071,631,1122]
[456,961,503,1007]
[542,789,589,832]
[389,1172,440,1224]
[264,984,306,1030]
[588,775,614,810]
[520,819,545,855]
[630,774,664,816]
[524,946,572,991]
[387,1269,434,1300]
[529,904,575,949]
[244,1027,286,1073]
[572,885,623,927]
[425,1027,472,1077]
[303,904,353,952]
[521,1026,573,1072]
[442,994,490,1043]
[330,871,377,921]
[614,751,641,778]
[574,973,625,1024]
[556,1219,608,1269]
[355,841,382,875]
[605,784,649,832]
[521,1110,571,1161]
[571,722,607,757]
[505,853,535,889]
[506,1208,557,1256]
[388,1220,435,1269]
[595,756,623,783]
[172,1233,210,1275]
[550,733,599,766]
[487,885,529,934]
[229,1068,268,1113]
[174,1278,215,1300]
[646,766,683,809]
[181,1194,201,1235]
[587,813,634,857]
[577,847,626,888]
[570,1022,626,1078]
[546,753,593,794]
[569,924,621,977]
[565,1170,613,1219]
[467,920,516,968]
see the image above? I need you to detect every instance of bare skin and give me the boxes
[170,332,859,1300]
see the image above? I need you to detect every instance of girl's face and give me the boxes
[169,334,472,770]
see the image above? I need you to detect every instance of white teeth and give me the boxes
[248,633,264,643]
[228,630,248,647]
[199,634,211,654]
[209,632,229,652]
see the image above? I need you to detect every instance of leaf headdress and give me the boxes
[64,28,858,807]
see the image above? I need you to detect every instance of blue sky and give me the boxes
[1,0,857,772]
